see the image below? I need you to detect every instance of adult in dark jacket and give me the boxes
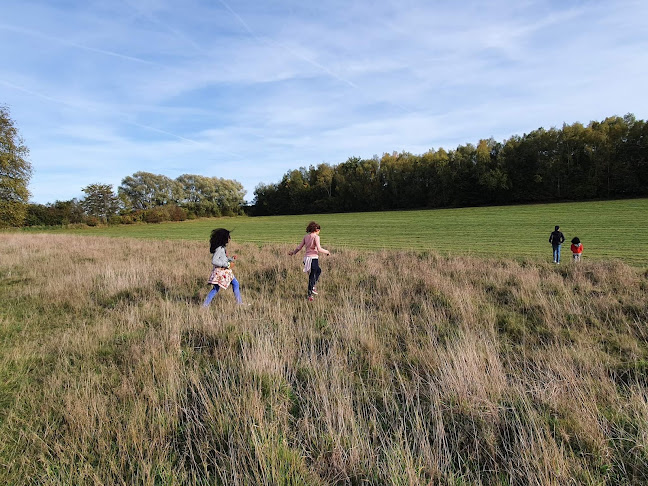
[549,225,565,264]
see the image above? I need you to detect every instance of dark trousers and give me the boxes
[308,258,321,295]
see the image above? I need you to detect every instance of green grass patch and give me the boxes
[34,198,648,266]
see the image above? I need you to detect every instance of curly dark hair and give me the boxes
[209,228,231,253]
[571,237,580,245]
[306,221,320,233]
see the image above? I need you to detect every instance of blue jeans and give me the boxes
[552,245,562,263]
[203,277,242,306]
[308,258,321,296]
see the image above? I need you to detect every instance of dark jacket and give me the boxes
[549,230,565,245]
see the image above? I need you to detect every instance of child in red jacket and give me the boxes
[571,237,583,262]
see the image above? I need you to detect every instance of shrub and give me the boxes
[141,208,164,223]
[85,216,101,227]
[120,214,137,224]
[167,205,187,222]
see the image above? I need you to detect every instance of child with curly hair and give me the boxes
[289,221,330,301]
[203,228,248,306]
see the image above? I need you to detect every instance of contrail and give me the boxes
[119,0,209,56]
[0,79,242,156]
[215,0,417,115]
[0,80,73,107]
[1,78,192,141]
[0,23,160,66]
[216,0,358,90]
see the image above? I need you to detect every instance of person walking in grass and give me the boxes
[571,237,583,262]
[203,228,248,307]
[289,221,330,301]
[549,225,565,264]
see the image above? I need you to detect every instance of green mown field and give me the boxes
[31,198,648,265]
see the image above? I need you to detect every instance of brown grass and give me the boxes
[1,233,647,485]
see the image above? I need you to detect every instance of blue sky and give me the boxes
[2,0,647,204]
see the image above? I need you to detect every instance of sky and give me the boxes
[2,0,648,204]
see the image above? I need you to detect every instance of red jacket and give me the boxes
[571,243,583,254]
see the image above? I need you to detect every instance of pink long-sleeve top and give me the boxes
[293,233,329,258]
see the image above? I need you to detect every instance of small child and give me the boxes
[289,221,330,301]
[571,237,583,262]
[203,228,248,306]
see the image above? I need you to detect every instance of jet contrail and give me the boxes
[214,0,418,115]
[119,0,209,56]
[0,23,160,66]
[216,0,358,90]
[0,79,242,156]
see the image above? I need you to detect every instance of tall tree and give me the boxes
[177,174,246,216]
[213,177,246,216]
[309,163,337,212]
[335,156,380,211]
[81,183,120,221]
[0,105,32,227]
[118,171,184,210]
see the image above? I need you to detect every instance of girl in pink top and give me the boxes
[289,221,330,301]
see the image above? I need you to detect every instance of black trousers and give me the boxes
[308,258,321,295]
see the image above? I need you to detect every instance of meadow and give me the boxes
[48,198,648,266]
[1,231,647,485]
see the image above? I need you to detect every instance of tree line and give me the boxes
[3,103,647,228]
[252,114,648,215]
[24,172,246,226]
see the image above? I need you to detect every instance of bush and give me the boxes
[141,207,165,224]
[167,205,187,222]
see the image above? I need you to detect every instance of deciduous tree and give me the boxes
[118,172,183,210]
[81,183,120,222]
[0,105,32,227]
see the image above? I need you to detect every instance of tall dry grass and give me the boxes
[0,233,647,485]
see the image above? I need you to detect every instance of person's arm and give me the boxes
[289,236,306,256]
[314,235,330,256]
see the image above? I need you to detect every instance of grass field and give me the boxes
[39,198,648,266]
[1,233,647,484]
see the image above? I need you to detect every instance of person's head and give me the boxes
[555,225,560,231]
[571,237,580,245]
[306,221,321,234]
[209,228,231,253]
